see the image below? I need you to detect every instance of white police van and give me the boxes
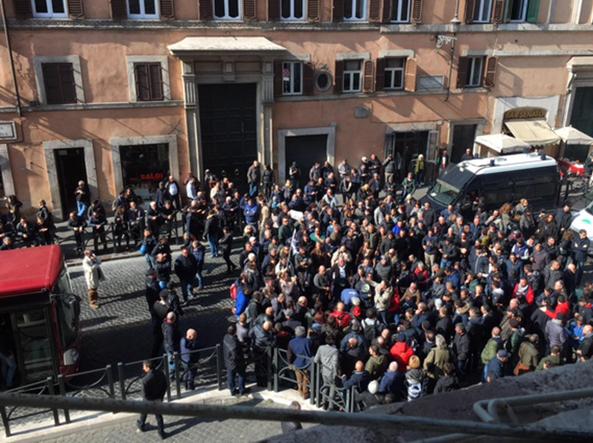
[570,202,593,246]
[424,153,560,212]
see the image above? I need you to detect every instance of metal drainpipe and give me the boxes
[0,0,23,117]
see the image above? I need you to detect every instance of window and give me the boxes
[391,0,411,23]
[282,62,303,95]
[384,58,406,90]
[344,0,367,21]
[473,0,492,23]
[508,0,529,22]
[343,60,363,93]
[134,63,164,101]
[464,57,485,88]
[42,63,76,104]
[31,0,68,18]
[315,71,332,92]
[127,0,159,19]
[281,0,306,20]
[214,0,242,19]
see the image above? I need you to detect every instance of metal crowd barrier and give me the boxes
[0,345,223,437]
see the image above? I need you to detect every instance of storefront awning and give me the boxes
[555,126,593,145]
[168,37,287,56]
[474,134,530,154]
[504,120,561,146]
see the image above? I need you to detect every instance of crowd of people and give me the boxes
[218,155,593,409]
[2,150,593,411]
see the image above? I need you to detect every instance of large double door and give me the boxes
[199,84,257,189]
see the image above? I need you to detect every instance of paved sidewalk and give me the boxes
[7,386,318,443]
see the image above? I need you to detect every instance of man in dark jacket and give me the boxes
[247,160,261,197]
[452,323,470,380]
[287,326,313,399]
[180,328,199,390]
[250,321,276,386]
[223,324,246,395]
[162,312,181,376]
[174,247,197,303]
[137,360,167,439]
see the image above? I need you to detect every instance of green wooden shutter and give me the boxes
[58,63,77,103]
[375,58,385,91]
[526,0,540,23]
[135,64,151,101]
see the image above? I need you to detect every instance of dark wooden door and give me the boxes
[451,124,477,163]
[394,131,428,176]
[198,84,257,189]
[55,148,86,218]
[285,134,328,180]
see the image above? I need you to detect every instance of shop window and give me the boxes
[344,0,367,21]
[391,0,411,23]
[282,61,303,95]
[343,60,363,93]
[384,57,406,90]
[120,143,169,201]
[127,0,159,19]
[134,63,164,101]
[280,0,306,20]
[41,62,77,104]
[213,0,242,19]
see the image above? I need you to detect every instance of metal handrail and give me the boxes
[473,386,593,424]
[1,393,591,442]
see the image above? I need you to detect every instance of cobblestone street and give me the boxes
[69,247,238,370]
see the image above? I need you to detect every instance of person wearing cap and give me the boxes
[287,326,313,399]
[485,349,510,383]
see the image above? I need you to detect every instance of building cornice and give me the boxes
[6,19,593,34]
[0,101,183,113]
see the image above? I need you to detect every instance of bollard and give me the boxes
[174,352,182,398]
[117,362,126,401]
[163,354,172,402]
[0,405,10,437]
[46,377,60,427]
[57,375,70,424]
[216,344,223,391]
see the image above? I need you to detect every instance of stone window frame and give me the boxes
[31,0,69,19]
[127,0,160,20]
[110,134,179,197]
[0,144,15,198]
[33,55,85,105]
[277,126,336,182]
[126,56,171,103]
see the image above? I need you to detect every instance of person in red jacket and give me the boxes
[545,294,570,320]
[513,277,535,305]
[329,302,353,330]
[389,333,414,372]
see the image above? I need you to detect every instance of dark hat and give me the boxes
[396,333,406,342]
[556,313,567,322]
[509,318,521,329]
[497,350,510,359]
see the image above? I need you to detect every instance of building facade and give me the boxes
[0,0,593,218]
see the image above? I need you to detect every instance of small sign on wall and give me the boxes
[0,121,17,141]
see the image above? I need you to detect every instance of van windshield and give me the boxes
[428,180,460,206]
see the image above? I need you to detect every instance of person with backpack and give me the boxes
[405,355,425,401]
